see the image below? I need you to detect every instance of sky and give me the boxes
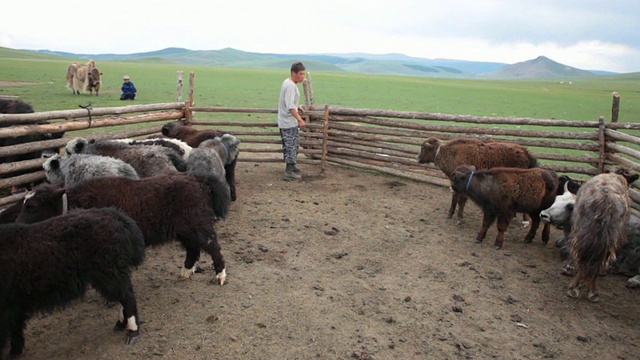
[1,0,639,73]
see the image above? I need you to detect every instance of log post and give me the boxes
[185,71,195,125]
[598,115,606,173]
[177,70,184,102]
[321,105,330,172]
[307,72,315,109]
[611,92,620,123]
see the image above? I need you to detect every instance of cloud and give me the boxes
[1,0,638,72]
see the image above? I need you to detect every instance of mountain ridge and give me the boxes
[7,46,619,79]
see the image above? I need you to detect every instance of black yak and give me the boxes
[417,137,537,224]
[451,165,558,250]
[17,172,231,285]
[1,207,145,358]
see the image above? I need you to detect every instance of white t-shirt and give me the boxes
[277,78,300,129]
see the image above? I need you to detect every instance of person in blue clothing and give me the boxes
[120,75,137,100]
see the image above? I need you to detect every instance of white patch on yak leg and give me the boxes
[180,264,196,279]
[522,220,530,228]
[127,316,138,331]
[216,268,227,285]
[120,307,125,322]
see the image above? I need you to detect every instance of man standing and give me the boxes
[278,62,306,181]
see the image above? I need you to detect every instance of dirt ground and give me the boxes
[11,161,640,360]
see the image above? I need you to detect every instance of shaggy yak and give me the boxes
[43,153,140,186]
[17,172,231,285]
[161,121,238,201]
[451,165,558,250]
[0,98,65,192]
[417,137,537,224]
[540,170,640,296]
[65,137,186,176]
[65,60,102,95]
[1,207,145,358]
[564,170,638,302]
[187,135,241,192]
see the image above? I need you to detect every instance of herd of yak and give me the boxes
[1,98,640,358]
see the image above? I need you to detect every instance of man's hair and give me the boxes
[291,62,306,73]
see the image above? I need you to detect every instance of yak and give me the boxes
[66,60,102,96]
[418,136,537,225]
[161,121,238,201]
[17,172,231,285]
[1,207,145,358]
[451,165,558,250]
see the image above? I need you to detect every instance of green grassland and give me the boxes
[0,50,638,124]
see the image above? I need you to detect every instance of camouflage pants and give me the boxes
[279,127,299,164]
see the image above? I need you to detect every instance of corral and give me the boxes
[1,75,640,359]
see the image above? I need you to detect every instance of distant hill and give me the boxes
[1,46,615,79]
[482,56,596,79]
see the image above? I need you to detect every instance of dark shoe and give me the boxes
[292,164,301,174]
[283,163,302,181]
[283,171,301,181]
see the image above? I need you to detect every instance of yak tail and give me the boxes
[571,200,628,276]
[191,173,231,219]
[108,208,146,267]
[528,150,538,168]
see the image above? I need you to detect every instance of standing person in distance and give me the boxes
[120,75,137,100]
[278,62,306,181]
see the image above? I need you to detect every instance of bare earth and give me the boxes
[13,162,640,360]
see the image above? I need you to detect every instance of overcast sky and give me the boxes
[1,0,639,73]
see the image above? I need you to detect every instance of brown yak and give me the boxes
[451,165,558,250]
[417,137,537,224]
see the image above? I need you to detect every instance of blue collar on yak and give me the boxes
[465,171,475,191]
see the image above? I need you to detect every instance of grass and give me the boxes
[0,57,638,124]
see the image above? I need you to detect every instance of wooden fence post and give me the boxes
[598,115,606,173]
[184,71,195,125]
[307,72,315,109]
[611,92,620,123]
[321,105,330,172]
[177,71,184,102]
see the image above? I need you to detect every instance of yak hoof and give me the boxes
[216,268,227,286]
[523,237,533,244]
[125,330,140,345]
[561,264,574,276]
[474,238,483,244]
[493,244,502,250]
[455,219,463,225]
[587,292,600,303]
[114,320,127,331]
[194,262,205,274]
[567,288,580,298]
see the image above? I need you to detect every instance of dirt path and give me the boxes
[13,162,640,360]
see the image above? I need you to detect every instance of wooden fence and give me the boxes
[1,75,639,213]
